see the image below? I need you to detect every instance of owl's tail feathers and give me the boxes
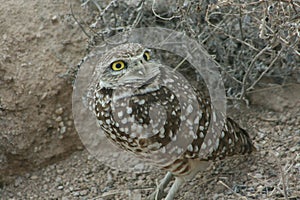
[226,117,256,154]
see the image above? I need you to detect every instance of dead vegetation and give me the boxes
[77,0,299,99]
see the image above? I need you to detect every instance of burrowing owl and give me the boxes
[89,43,255,200]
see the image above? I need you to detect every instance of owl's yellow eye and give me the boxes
[143,51,151,61]
[111,60,126,71]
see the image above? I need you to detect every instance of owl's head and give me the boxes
[98,43,161,90]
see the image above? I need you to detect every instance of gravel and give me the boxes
[1,99,299,200]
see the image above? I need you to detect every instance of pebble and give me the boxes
[90,186,98,194]
[136,179,144,186]
[55,177,62,183]
[55,116,62,122]
[77,145,84,150]
[69,186,74,192]
[57,169,64,175]
[134,163,145,171]
[80,189,89,196]
[257,185,264,192]
[14,176,23,187]
[59,121,64,127]
[290,145,299,152]
[55,107,63,115]
[43,184,48,190]
[67,120,73,126]
[57,185,64,190]
[254,173,263,179]
[60,126,66,134]
[72,191,80,197]
[30,175,39,180]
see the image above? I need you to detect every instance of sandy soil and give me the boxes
[0,0,86,181]
[1,88,299,199]
[0,1,299,200]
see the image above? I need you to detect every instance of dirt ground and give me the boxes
[0,0,299,200]
[0,0,86,181]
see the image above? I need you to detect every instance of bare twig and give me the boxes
[240,45,271,99]
[246,47,284,92]
[246,83,298,94]
[205,5,259,52]
[152,0,181,21]
[218,180,248,200]
[89,0,103,13]
[70,2,91,38]
[131,0,145,28]
[237,0,244,40]
[273,153,289,200]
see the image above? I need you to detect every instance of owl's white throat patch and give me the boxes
[111,88,135,103]
[99,80,113,89]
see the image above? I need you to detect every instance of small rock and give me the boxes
[55,177,62,183]
[253,173,263,179]
[30,175,39,180]
[14,176,23,187]
[87,155,94,160]
[136,179,144,186]
[51,15,59,24]
[21,63,28,67]
[280,115,287,123]
[59,121,64,127]
[80,189,89,196]
[46,119,52,125]
[257,185,264,192]
[257,131,265,139]
[43,184,48,190]
[72,191,80,197]
[60,126,66,134]
[34,146,39,153]
[134,163,145,171]
[77,145,84,150]
[57,169,64,175]
[55,107,64,115]
[55,116,62,122]
[290,145,299,152]
[66,120,73,126]
[57,185,64,190]
[69,186,74,192]
[90,186,98,194]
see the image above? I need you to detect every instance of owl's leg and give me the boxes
[147,172,173,200]
[164,177,185,200]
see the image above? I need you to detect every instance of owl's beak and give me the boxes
[118,61,159,88]
[135,60,147,76]
[126,60,148,78]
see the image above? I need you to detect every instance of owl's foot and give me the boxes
[164,177,185,200]
[147,172,173,200]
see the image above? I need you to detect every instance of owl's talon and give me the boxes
[146,187,165,200]
[146,172,173,200]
